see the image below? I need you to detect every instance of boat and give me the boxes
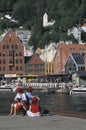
[0,84,17,92]
[70,86,86,94]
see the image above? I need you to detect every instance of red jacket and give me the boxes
[31,103,40,113]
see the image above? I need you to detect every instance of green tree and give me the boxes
[0,0,86,48]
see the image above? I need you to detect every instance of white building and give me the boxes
[43,13,55,27]
[24,46,34,57]
[15,29,31,45]
[68,26,82,43]
[40,43,56,62]
[81,23,86,32]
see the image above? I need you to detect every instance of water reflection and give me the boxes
[70,93,86,112]
[39,93,86,113]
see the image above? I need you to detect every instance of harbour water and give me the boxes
[40,92,86,114]
[0,91,86,115]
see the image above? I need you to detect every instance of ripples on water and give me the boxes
[0,91,86,115]
[39,92,86,113]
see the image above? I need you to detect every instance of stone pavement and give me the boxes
[0,114,86,130]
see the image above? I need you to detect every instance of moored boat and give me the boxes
[70,86,86,94]
[0,84,17,92]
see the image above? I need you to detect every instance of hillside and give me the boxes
[0,0,86,49]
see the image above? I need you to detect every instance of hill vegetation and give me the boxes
[0,0,86,49]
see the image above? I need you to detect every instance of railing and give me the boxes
[25,82,73,93]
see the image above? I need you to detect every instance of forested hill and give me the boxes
[0,0,86,49]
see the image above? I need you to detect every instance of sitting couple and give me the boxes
[9,86,41,117]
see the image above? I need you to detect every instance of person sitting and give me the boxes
[25,86,34,105]
[9,87,23,116]
[21,86,34,116]
[27,96,41,117]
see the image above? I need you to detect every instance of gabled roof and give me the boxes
[56,43,86,57]
[28,54,44,64]
[0,28,24,47]
[54,43,86,61]
[65,52,85,68]
[71,53,85,65]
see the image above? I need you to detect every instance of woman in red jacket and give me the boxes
[27,96,41,117]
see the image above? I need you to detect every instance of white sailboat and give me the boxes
[70,85,86,94]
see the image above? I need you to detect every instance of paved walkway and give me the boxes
[0,114,86,130]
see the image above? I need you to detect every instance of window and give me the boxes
[9,51,13,56]
[34,64,38,67]
[6,45,9,49]
[39,69,44,72]
[19,52,22,56]
[40,64,44,67]
[79,67,85,71]
[9,60,13,64]
[28,70,33,73]
[20,59,22,63]
[15,53,18,56]
[28,64,32,67]
[3,45,5,49]
[3,67,5,71]
[0,60,1,64]
[16,66,18,70]
[35,69,39,73]
[79,48,84,52]
[20,66,22,70]
[16,59,18,64]
[11,45,14,49]
[9,66,12,71]
[3,59,5,64]
[15,45,18,49]
[3,52,6,56]
[70,48,75,51]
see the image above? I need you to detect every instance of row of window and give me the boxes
[0,59,22,64]
[28,64,44,68]
[9,66,23,71]
[46,69,54,73]
[65,66,85,73]
[45,64,53,68]
[0,52,22,57]
[58,48,85,56]
[28,69,45,73]
[0,66,23,71]
[3,44,18,50]
[70,48,85,51]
